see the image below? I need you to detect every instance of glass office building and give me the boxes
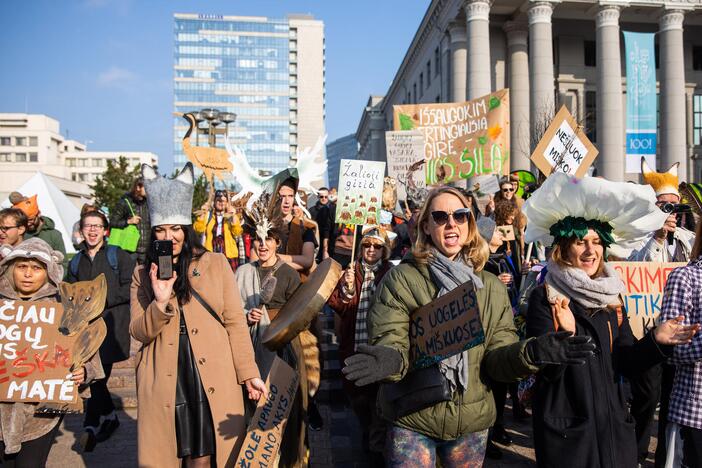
[173,14,294,176]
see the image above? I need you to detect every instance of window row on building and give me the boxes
[0,152,38,162]
[0,136,39,147]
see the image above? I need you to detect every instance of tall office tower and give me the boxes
[173,13,326,180]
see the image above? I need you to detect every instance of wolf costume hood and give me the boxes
[142,163,195,226]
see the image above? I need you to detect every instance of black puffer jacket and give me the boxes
[526,285,671,468]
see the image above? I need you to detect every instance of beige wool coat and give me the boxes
[130,252,260,468]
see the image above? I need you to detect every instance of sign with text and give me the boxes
[335,159,385,225]
[0,301,78,403]
[467,174,500,198]
[236,357,299,467]
[393,89,510,185]
[385,130,426,201]
[531,105,598,178]
[409,281,485,369]
[624,32,657,173]
[609,262,685,339]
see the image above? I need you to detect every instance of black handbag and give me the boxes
[378,364,452,421]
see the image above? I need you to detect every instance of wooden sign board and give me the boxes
[497,225,516,241]
[409,281,485,369]
[385,130,426,201]
[531,105,599,178]
[0,301,78,404]
[393,89,510,185]
[609,262,685,339]
[237,357,299,467]
[335,159,386,225]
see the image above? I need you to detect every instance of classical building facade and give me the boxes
[356,0,702,182]
[173,13,326,176]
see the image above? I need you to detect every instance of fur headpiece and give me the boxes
[142,163,194,226]
[641,158,680,199]
[0,237,65,287]
[241,191,284,243]
[12,194,39,218]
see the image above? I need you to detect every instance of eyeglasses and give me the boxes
[362,243,383,250]
[83,224,105,231]
[319,195,328,199]
[502,188,515,193]
[430,209,471,226]
[0,225,18,233]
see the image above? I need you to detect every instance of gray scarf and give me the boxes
[427,250,483,392]
[546,260,624,309]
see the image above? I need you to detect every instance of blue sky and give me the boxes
[0,0,428,173]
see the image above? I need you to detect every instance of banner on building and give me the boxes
[531,105,599,178]
[609,262,684,339]
[335,159,386,225]
[624,31,657,173]
[392,89,510,185]
[385,130,426,201]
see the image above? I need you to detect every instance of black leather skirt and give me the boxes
[175,306,215,459]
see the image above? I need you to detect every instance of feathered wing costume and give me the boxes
[523,173,669,258]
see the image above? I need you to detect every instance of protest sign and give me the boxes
[335,159,385,225]
[393,89,510,185]
[609,262,684,339]
[409,281,485,369]
[237,357,299,467]
[385,130,426,201]
[531,105,598,178]
[467,174,500,198]
[497,225,516,241]
[0,301,78,403]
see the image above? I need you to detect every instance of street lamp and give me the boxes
[192,108,237,148]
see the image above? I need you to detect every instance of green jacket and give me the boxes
[25,216,67,269]
[369,253,539,440]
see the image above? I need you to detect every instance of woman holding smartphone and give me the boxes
[130,163,266,468]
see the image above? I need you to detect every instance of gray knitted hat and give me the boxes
[142,163,194,226]
[476,217,497,243]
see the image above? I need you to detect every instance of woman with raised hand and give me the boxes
[130,163,266,468]
[343,186,595,467]
[523,173,699,468]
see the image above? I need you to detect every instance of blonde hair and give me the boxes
[412,187,488,271]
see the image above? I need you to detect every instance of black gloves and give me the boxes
[342,344,403,386]
[526,331,595,366]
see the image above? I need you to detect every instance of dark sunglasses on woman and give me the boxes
[430,208,471,226]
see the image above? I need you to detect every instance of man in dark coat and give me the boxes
[110,177,150,264]
[308,187,335,263]
[66,209,135,452]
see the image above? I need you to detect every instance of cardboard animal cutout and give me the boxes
[58,274,107,336]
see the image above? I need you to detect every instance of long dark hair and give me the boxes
[146,225,205,305]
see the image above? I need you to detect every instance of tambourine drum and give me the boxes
[262,258,343,350]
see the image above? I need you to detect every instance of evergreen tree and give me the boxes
[91,156,141,216]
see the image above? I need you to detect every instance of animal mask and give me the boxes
[58,274,107,336]
[641,158,680,199]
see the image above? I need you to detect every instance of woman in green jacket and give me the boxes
[343,187,595,467]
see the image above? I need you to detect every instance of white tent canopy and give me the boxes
[1,172,80,253]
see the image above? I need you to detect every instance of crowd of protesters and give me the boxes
[0,158,701,468]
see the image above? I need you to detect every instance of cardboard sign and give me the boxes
[385,130,426,201]
[0,301,78,403]
[237,357,299,467]
[531,105,598,178]
[497,225,516,241]
[335,159,386,225]
[409,281,485,369]
[468,174,500,197]
[609,262,685,339]
[393,89,510,185]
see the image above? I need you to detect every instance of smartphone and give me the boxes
[153,240,173,280]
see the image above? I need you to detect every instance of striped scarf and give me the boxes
[354,260,381,351]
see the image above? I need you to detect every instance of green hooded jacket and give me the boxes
[25,216,67,269]
[368,253,539,441]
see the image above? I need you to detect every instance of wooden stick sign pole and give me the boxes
[350,226,358,265]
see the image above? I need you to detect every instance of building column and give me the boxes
[504,21,530,170]
[659,9,687,179]
[441,35,451,102]
[596,4,624,181]
[448,21,468,102]
[528,1,556,149]
[465,0,492,99]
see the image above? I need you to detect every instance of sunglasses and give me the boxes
[362,243,383,250]
[502,188,514,193]
[430,209,471,226]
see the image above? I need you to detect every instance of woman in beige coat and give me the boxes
[130,163,266,468]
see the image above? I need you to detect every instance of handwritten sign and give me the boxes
[237,357,299,467]
[609,262,685,339]
[0,301,77,403]
[393,89,510,185]
[385,130,426,201]
[531,105,598,178]
[335,159,385,225]
[409,282,485,369]
[468,174,500,198]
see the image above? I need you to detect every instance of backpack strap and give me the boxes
[105,245,119,274]
[190,288,224,327]
[69,251,82,278]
